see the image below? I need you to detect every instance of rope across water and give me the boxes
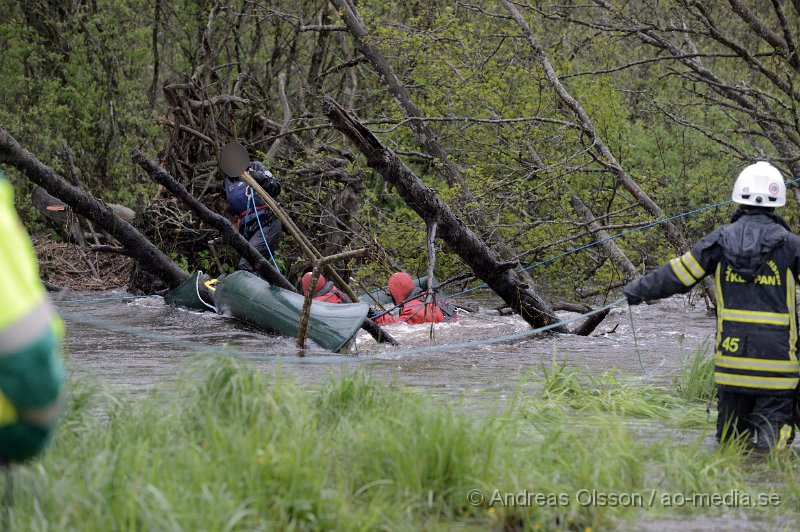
[446,175,800,299]
[58,297,627,361]
[55,177,797,356]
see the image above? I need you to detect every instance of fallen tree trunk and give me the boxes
[569,307,611,336]
[322,96,571,332]
[330,0,538,286]
[0,127,188,288]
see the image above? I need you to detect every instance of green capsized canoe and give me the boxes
[214,271,369,352]
[164,271,217,312]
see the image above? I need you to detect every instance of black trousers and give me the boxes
[236,218,282,272]
[716,389,794,449]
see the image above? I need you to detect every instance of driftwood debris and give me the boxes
[0,127,188,289]
[322,96,575,332]
[131,149,294,291]
[133,149,397,346]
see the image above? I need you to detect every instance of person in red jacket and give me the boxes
[374,272,453,325]
[301,272,352,304]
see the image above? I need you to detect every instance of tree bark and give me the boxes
[569,307,611,336]
[130,149,295,291]
[569,195,638,280]
[502,1,717,305]
[0,127,188,288]
[322,96,568,332]
[330,0,536,284]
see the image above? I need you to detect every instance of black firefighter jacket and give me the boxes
[624,209,800,396]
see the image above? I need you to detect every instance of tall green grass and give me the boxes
[529,355,708,426]
[4,358,785,530]
[676,344,716,402]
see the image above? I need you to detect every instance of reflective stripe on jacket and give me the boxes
[624,210,800,395]
[0,179,47,328]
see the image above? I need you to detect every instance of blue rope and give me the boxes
[59,298,626,360]
[446,175,800,299]
[59,310,356,364]
[57,295,158,304]
[247,187,281,273]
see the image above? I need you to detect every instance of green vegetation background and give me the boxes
[1,0,794,297]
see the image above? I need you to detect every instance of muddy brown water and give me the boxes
[54,291,798,529]
[56,292,708,395]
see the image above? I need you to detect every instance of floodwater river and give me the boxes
[56,291,711,396]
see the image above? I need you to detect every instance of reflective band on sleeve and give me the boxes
[681,252,705,279]
[19,389,64,428]
[714,264,724,353]
[669,257,695,286]
[714,372,800,390]
[715,353,800,372]
[0,299,54,355]
[720,308,791,326]
[0,390,18,427]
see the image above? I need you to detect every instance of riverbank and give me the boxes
[34,236,133,291]
[5,355,797,530]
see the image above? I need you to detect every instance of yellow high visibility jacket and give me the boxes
[0,174,64,462]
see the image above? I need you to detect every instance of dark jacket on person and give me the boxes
[624,207,800,396]
[224,161,281,238]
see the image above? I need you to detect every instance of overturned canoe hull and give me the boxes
[214,271,368,352]
[164,271,216,312]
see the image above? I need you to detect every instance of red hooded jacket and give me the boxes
[374,272,445,325]
[301,272,351,304]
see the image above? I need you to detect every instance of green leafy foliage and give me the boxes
[1,0,795,297]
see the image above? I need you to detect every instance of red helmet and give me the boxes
[388,272,414,304]
[301,272,327,295]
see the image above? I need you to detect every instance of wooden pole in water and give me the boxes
[239,172,399,346]
[296,248,366,349]
[297,264,321,350]
[240,172,358,298]
[425,221,438,329]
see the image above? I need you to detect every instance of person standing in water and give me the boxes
[624,162,800,451]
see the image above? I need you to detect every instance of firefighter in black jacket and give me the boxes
[624,161,799,450]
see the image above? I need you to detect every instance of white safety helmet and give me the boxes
[731,161,786,207]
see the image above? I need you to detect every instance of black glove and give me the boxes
[367,308,380,320]
[623,285,642,306]
[247,161,281,198]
